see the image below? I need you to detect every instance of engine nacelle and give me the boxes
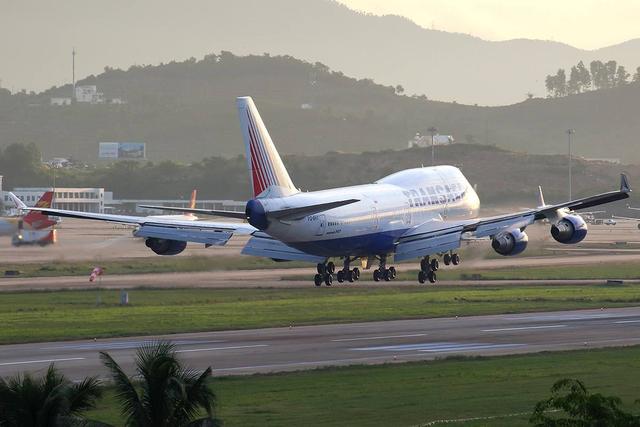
[491,229,528,256]
[145,238,187,255]
[551,214,588,244]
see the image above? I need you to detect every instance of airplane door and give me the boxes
[315,214,326,236]
[371,206,379,231]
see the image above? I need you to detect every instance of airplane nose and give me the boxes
[245,199,269,230]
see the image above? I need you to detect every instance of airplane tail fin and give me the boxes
[186,189,197,218]
[237,96,297,199]
[189,189,197,209]
[23,191,57,230]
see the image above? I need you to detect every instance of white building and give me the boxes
[3,187,105,213]
[50,97,72,106]
[75,85,105,104]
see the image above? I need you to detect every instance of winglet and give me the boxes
[537,186,546,208]
[8,192,27,210]
[621,173,631,193]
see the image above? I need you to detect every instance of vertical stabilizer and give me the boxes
[237,97,297,198]
[23,191,57,230]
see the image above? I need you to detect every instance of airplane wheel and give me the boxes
[327,262,336,274]
[324,274,333,286]
[317,263,326,275]
[443,253,451,265]
[420,258,429,271]
[352,268,360,280]
[418,270,427,284]
[452,253,460,265]
[430,259,439,271]
[337,270,345,283]
[383,269,391,281]
[388,266,397,280]
[347,270,355,282]
[314,274,323,287]
[428,270,437,284]
[373,269,381,282]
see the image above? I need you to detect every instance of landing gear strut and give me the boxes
[373,255,397,282]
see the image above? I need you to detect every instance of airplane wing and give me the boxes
[241,232,325,263]
[394,174,631,261]
[25,207,256,246]
[8,192,27,210]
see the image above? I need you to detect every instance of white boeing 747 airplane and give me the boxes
[30,97,631,286]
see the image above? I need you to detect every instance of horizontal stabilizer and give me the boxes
[138,205,246,219]
[270,199,359,221]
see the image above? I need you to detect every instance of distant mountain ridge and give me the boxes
[2,0,640,105]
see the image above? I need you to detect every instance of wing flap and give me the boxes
[134,225,234,246]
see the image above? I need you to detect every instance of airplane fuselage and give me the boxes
[259,166,480,257]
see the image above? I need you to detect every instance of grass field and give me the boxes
[0,256,308,277]
[0,284,639,344]
[85,345,640,426]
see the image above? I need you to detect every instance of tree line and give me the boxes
[545,60,640,97]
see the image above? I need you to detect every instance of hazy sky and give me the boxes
[339,0,640,50]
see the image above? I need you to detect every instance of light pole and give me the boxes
[566,129,575,200]
[428,126,438,166]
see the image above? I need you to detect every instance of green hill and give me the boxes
[1,53,639,163]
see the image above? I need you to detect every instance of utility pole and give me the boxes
[72,48,76,99]
[428,126,438,166]
[566,129,575,200]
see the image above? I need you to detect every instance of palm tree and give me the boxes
[0,363,103,427]
[99,341,219,427]
[531,378,640,426]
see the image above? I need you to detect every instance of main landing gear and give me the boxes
[314,259,361,286]
[373,255,397,282]
[418,251,460,284]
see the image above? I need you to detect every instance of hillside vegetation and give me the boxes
[1,53,640,164]
[4,142,633,205]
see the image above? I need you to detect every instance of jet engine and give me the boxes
[491,229,528,256]
[551,214,587,244]
[145,238,187,255]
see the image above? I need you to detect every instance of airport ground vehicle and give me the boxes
[12,229,56,246]
[30,97,630,285]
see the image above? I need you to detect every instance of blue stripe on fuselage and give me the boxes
[287,228,410,257]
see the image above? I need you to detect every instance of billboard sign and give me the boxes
[99,142,146,159]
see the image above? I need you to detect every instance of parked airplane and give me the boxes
[4,192,58,246]
[145,189,199,221]
[29,97,631,286]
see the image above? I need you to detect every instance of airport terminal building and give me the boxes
[2,187,106,213]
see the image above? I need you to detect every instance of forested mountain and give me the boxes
[1,53,640,163]
[3,0,640,105]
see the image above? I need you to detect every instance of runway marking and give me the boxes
[0,357,85,367]
[42,339,226,351]
[504,313,628,321]
[352,342,525,353]
[176,344,268,353]
[482,324,567,332]
[332,334,427,342]
[614,320,640,324]
[212,354,427,373]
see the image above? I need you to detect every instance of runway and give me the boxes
[2,306,640,380]
[3,252,640,291]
